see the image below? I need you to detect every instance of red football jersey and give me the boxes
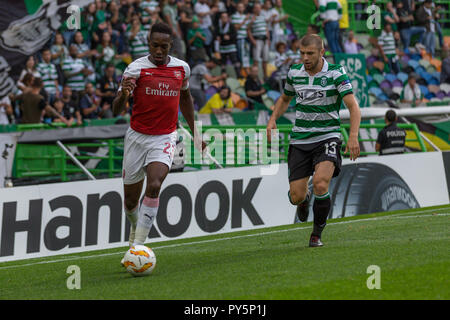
[121,55,190,135]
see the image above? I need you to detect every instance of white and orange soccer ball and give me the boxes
[123,245,156,277]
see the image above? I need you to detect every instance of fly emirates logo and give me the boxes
[145,82,178,97]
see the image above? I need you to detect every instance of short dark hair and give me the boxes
[299,34,324,50]
[149,22,172,40]
[385,109,397,122]
[32,77,43,89]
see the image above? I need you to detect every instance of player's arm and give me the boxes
[266,92,293,143]
[179,88,206,151]
[342,93,361,161]
[113,77,135,116]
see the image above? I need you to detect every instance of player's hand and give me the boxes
[266,120,277,143]
[122,77,136,96]
[345,136,360,161]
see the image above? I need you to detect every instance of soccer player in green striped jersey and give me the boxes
[267,34,361,247]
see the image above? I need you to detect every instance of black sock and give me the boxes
[312,192,331,237]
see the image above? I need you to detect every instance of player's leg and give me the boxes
[122,128,147,248]
[310,160,335,246]
[123,180,144,247]
[289,177,312,222]
[309,139,342,246]
[287,145,313,222]
[133,161,170,246]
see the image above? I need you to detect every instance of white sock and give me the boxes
[125,205,139,247]
[134,197,159,246]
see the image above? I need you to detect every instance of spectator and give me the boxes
[51,98,75,126]
[179,0,195,61]
[190,58,227,110]
[343,30,359,54]
[36,48,59,104]
[318,0,342,54]
[337,0,349,53]
[0,94,13,125]
[396,0,425,52]
[162,0,185,59]
[271,0,289,52]
[73,31,97,82]
[401,73,424,106]
[195,0,217,57]
[62,44,93,103]
[188,16,208,65]
[273,42,290,89]
[215,12,241,78]
[50,32,69,67]
[96,63,118,109]
[377,23,400,74]
[245,65,266,110]
[261,0,276,48]
[95,31,125,75]
[441,48,450,84]
[140,0,160,31]
[80,82,112,119]
[376,110,406,155]
[199,85,234,114]
[416,0,436,57]
[286,38,301,65]
[231,2,251,76]
[248,3,270,79]
[17,56,40,92]
[382,1,400,41]
[61,85,83,126]
[17,78,63,124]
[127,13,149,60]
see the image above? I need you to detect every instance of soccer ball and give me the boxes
[123,245,156,277]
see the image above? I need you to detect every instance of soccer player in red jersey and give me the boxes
[113,23,205,259]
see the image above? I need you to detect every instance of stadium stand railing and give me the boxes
[11,123,427,183]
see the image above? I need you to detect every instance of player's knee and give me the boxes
[124,198,138,212]
[313,178,329,196]
[289,188,307,205]
[146,180,162,197]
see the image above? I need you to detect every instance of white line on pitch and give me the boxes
[0,210,448,270]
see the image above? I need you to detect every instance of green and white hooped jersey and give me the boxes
[284,58,353,145]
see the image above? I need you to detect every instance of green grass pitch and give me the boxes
[0,205,449,300]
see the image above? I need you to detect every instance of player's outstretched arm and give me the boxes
[179,88,206,151]
[342,93,361,161]
[266,93,292,143]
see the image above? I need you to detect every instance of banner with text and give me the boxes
[0,152,448,262]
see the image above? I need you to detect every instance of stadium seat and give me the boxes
[226,78,241,92]
[373,74,384,85]
[392,86,403,96]
[392,79,404,88]
[380,80,392,90]
[435,91,447,100]
[419,59,431,69]
[397,72,408,84]
[267,90,281,102]
[385,73,397,83]
[419,85,429,96]
[408,60,420,70]
[440,83,450,94]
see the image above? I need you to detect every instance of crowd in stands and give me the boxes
[0,0,300,126]
[315,0,450,106]
[1,0,450,127]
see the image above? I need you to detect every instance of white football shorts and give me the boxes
[122,127,178,185]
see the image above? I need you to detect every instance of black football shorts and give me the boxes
[288,138,342,182]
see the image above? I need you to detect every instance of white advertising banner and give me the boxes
[0,164,292,262]
[0,152,448,262]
